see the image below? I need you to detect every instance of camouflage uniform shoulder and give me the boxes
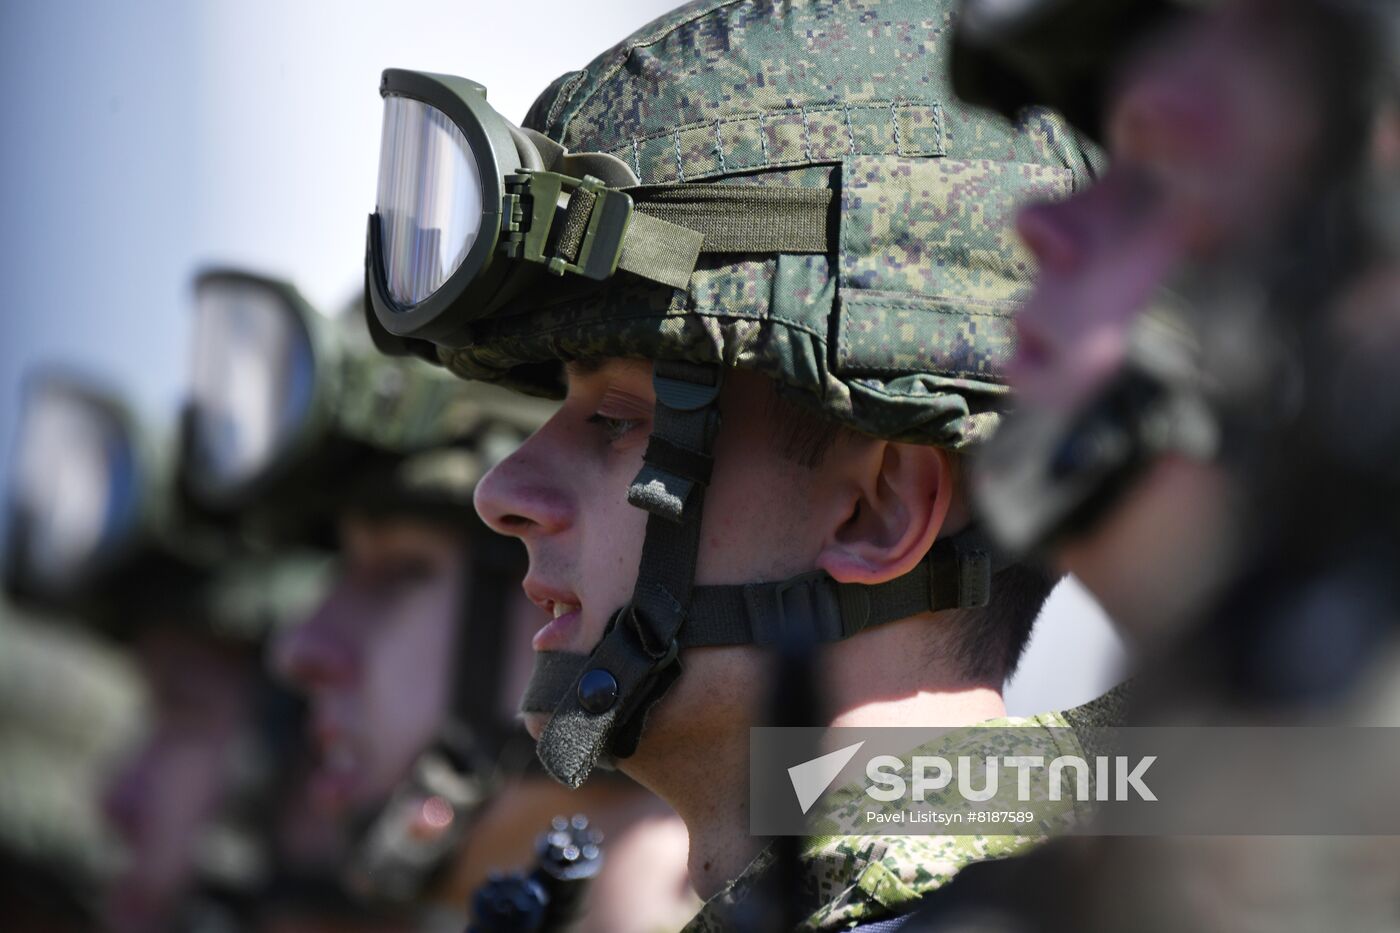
[683,708,1095,931]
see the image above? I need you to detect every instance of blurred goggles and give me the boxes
[184,270,318,508]
[8,379,141,593]
[366,69,835,347]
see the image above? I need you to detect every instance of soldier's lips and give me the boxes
[533,606,583,652]
[525,584,585,651]
[309,734,361,813]
[310,764,359,814]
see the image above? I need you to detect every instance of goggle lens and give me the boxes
[376,95,484,308]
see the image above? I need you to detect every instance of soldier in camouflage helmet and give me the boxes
[961,0,1395,658]
[360,0,1127,927]
[896,2,1400,931]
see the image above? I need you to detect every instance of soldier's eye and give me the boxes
[586,413,642,443]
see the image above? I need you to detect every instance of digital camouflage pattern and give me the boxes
[322,300,505,458]
[325,301,558,507]
[684,708,1094,931]
[441,0,1099,448]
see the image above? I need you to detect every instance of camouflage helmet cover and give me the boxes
[329,299,556,517]
[439,0,1098,448]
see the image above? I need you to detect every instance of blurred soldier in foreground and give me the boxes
[356,0,1131,927]
[181,270,696,931]
[3,372,332,932]
[0,601,141,931]
[900,1,1400,930]
[962,0,1400,716]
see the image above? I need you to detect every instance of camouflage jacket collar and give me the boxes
[681,706,1094,932]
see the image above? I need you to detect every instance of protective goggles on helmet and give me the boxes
[366,69,834,348]
[5,376,144,598]
[182,268,480,533]
[184,270,321,509]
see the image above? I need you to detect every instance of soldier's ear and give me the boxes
[816,442,953,586]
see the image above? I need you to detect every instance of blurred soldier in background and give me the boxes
[899,0,1400,930]
[356,0,1129,928]
[3,372,333,932]
[181,269,696,930]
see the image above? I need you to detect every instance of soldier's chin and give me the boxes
[522,711,551,740]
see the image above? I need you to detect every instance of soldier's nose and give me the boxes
[271,618,358,691]
[474,432,575,540]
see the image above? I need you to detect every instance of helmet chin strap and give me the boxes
[533,360,722,788]
[527,361,1005,789]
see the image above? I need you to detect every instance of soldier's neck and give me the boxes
[644,617,1007,902]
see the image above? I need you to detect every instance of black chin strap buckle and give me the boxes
[747,572,845,645]
[622,597,681,667]
[655,635,680,669]
[928,533,995,610]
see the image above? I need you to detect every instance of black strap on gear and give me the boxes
[549,182,834,290]
[534,360,722,787]
[628,184,832,254]
[680,531,999,647]
[521,650,589,715]
[519,527,1005,716]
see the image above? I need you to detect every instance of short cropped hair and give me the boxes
[933,563,1058,684]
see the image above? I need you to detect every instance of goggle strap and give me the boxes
[534,177,835,292]
[614,184,833,290]
[617,211,705,290]
[630,183,832,254]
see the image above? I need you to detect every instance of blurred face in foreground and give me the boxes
[1006,2,1326,635]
